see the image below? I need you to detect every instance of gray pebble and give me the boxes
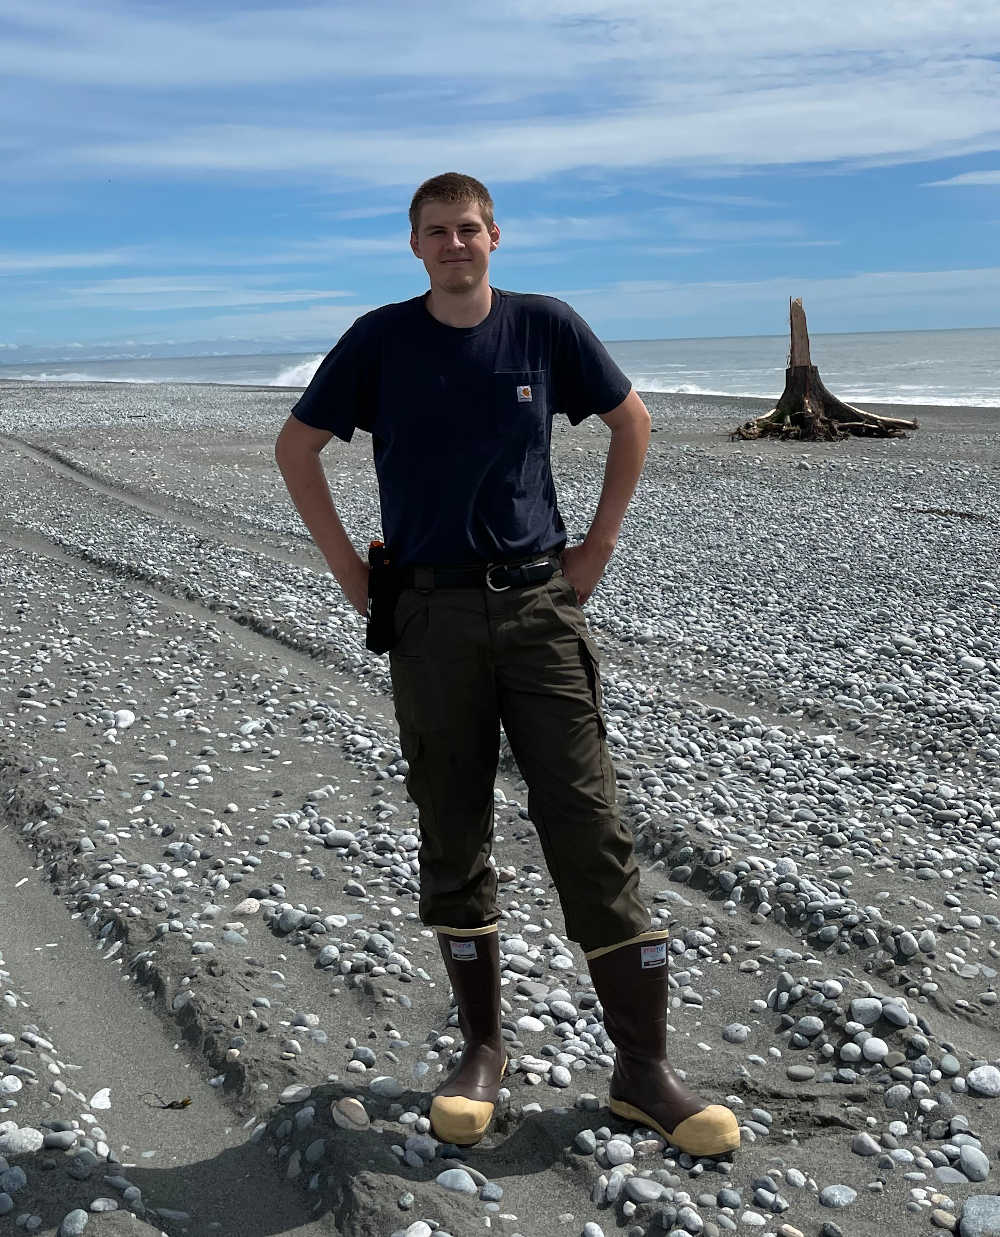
[849,999,882,1026]
[606,1138,635,1165]
[399,1224,432,1237]
[885,1085,912,1110]
[960,1147,992,1183]
[862,1038,889,1063]
[369,1076,404,1099]
[0,1127,44,1155]
[625,1177,665,1204]
[960,1195,1000,1236]
[58,1211,89,1237]
[967,1067,1000,1098]
[819,1185,857,1208]
[882,1002,910,1027]
[435,1168,478,1194]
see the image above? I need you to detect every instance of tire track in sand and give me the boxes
[0,523,399,739]
[2,433,881,750]
[2,434,318,573]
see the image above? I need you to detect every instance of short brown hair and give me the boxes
[409,172,494,232]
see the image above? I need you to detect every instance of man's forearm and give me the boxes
[276,448,362,580]
[585,418,651,554]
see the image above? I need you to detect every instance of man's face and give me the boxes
[410,199,500,294]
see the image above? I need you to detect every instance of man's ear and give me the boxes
[489,223,500,252]
[410,231,421,259]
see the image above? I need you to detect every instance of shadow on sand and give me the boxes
[8,1078,723,1236]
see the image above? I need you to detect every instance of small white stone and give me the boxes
[605,1138,635,1165]
[862,1038,889,1062]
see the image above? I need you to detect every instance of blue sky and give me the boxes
[2,0,1000,360]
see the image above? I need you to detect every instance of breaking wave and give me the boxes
[269,355,324,387]
[0,371,159,384]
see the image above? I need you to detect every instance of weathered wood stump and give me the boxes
[731,298,919,441]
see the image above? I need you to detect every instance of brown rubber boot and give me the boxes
[429,925,507,1146]
[586,932,740,1157]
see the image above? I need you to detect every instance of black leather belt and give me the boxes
[398,554,560,593]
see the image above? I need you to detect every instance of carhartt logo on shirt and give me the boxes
[516,384,532,403]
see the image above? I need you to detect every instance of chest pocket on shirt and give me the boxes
[492,370,548,435]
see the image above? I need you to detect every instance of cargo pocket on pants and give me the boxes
[579,633,615,804]
[397,726,434,823]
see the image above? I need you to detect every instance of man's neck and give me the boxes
[425,285,494,328]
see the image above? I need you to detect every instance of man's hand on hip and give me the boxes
[560,539,613,606]
[339,554,370,618]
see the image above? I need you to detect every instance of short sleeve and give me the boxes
[550,305,632,425]
[291,314,378,443]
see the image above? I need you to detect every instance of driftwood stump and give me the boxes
[731,298,919,442]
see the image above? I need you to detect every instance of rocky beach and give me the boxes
[0,381,998,1237]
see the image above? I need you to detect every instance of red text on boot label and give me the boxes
[640,942,667,968]
[450,940,478,960]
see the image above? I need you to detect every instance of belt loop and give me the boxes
[413,566,435,594]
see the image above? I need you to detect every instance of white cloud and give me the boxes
[62,264,991,346]
[59,276,353,312]
[557,265,1000,330]
[5,1,997,93]
[5,1,1000,183]
[62,64,999,186]
[159,303,375,342]
[926,170,1000,186]
[327,204,407,222]
[0,248,136,273]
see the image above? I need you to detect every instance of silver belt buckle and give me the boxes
[485,562,510,592]
[486,557,551,592]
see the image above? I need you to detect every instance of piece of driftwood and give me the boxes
[731,298,919,441]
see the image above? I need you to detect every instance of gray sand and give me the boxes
[0,383,998,1237]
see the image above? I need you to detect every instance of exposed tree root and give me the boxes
[731,298,919,442]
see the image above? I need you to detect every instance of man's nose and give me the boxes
[445,231,465,248]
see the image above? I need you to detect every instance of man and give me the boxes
[275,173,739,1157]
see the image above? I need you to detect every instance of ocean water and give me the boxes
[1,327,997,407]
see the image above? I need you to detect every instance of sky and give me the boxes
[2,0,1000,360]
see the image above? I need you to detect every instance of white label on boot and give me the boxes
[640,941,667,968]
[450,939,478,961]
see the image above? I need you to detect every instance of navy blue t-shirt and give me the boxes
[291,287,631,567]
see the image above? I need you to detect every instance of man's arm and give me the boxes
[274,414,369,616]
[561,387,651,604]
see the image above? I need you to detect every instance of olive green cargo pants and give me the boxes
[388,567,651,953]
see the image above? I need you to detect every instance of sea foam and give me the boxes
[270,355,324,388]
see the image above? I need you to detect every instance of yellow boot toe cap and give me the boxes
[430,1095,496,1146]
[610,1100,741,1157]
[666,1105,741,1156]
